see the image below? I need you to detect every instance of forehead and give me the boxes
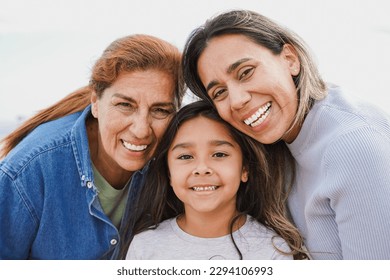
[174,116,236,143]
[198,34,271,70]
[197,34,272,83]
[104,69,175,103]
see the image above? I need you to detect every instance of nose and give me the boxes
[229,86,251,110]
[129,112,152,139]
[192,159,213,176]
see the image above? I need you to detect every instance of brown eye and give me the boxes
[213,152,228,158]
[151,107,174,119]
[213,88,227,100]
[178,154,193,160]
[116,102,136,112]
[239,67,254,80]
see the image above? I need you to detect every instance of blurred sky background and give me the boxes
[1,0,390,138]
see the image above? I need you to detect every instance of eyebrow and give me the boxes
[112,93,175,108]
[170,140,235,152]
[205,58,251,92]
[227,58,251,74]
[112,93,136,103]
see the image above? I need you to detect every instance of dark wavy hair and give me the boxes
[117,100,307,259]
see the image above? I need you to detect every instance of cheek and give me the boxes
[98,117,125,150]
[154,119,172,139]
[169,172,185,194]
[214,104,232,122]
[100,130,117,153]
[167,161,188,187]
[277,88,298,115]
[101,118,121,137]
[224,159,245,179]
[215,107,243,133]
[167,158,175,181]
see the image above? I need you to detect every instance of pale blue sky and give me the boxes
[1,0,389,134]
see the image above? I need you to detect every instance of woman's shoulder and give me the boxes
[320,88,390,157]
[303,85,390,151]
[0,112,83,177]
[317,86,390,131]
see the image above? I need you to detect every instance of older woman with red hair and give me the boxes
[0,34,185,259]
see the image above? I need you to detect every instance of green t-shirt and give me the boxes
[92,164,129,228]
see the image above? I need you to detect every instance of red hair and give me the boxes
[1,34,184,158]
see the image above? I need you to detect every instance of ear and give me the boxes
[241,166,249,183]
[282,44,300,76]
[91,91,98,118]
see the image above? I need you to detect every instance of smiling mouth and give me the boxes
[191,186,219,192]
[244,102,272,127]
[121,140,148,151]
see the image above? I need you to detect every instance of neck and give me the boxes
[177,207,245,238]
[93,160,132,190]
[282,122,302,143]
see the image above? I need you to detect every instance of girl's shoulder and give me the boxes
[240,216,293,259]
[133,218,175,240]
[242,216,283,241]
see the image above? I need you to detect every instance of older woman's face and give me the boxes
[197,34,300,144]
[91,69,175,183]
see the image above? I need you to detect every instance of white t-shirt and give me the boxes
[126,215,292,260]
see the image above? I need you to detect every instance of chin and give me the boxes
[118,159,146,172]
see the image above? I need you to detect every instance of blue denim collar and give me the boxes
[71,105,94,188]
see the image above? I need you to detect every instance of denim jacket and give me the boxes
[0,106,146,259]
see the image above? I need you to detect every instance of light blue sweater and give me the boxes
[287,85,390,259]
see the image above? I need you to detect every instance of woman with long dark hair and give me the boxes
[182,10,390,259]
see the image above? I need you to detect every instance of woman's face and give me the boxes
[197,34,301,144]
[91,69,175,185]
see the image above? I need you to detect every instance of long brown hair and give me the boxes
[1,34,184,158]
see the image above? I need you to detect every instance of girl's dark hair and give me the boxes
[118,100,307,259]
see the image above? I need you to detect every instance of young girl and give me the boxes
[119,100,307,260]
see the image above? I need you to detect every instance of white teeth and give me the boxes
[250,109,271,127]
[122,140,148,151]
[244,102,272,127]
[192,186,217,191]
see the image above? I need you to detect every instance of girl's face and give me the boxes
[197,34,301,144]
[91,69,175,186]
[167,116,248,217]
